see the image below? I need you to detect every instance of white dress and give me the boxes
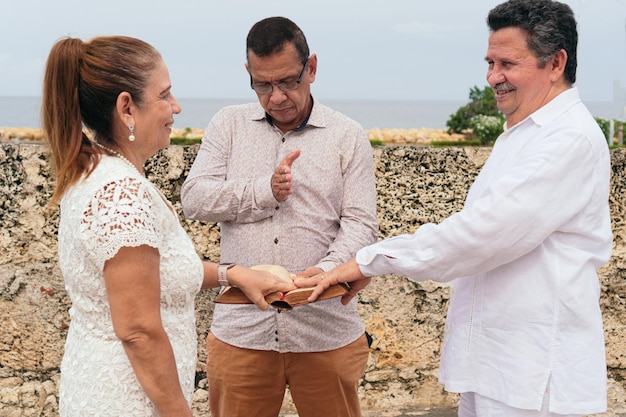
[57,156,204,416]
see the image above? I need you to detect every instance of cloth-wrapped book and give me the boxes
[215,264,349,310]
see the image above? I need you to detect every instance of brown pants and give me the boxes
[206,333,370,417]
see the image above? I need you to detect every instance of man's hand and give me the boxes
[272,149,301,202]
[293,258,372,305]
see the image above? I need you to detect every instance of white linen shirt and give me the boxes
[356,88,612,414]
[181,99,378,352]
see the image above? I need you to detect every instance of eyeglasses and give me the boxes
[250,61,308,95]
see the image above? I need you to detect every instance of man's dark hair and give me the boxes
[487,0,578,84]
[246,17,309,65]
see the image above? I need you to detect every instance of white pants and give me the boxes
[458,390,581,417]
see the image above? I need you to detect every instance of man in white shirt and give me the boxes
[296,1,612,416]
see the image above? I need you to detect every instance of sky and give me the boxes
[1,0,625,104]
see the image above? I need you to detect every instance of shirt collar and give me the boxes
[505,86,580,133]
[252,95,322,132]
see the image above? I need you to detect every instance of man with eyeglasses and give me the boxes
[181,16,378,417]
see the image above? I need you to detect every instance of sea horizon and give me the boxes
[1,96,623,131]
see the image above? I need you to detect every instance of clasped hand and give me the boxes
[293,258,372,305]
[229,267,297,311]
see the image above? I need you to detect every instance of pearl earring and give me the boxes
[128,125,136,142]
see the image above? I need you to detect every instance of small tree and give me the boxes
[447,86,501,134]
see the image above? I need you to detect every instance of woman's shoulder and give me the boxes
[62,156,150,207]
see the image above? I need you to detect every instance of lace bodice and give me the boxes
[57,156,203,416]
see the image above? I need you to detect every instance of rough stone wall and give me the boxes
[1,143,625,416]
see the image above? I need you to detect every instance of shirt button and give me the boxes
[281,137,286,143]
[274,237,279,244]
[275,206,279,210]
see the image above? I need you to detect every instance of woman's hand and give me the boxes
[293,258,372,304]
[227,265,297,310]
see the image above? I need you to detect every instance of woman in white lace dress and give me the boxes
[41,36,296,417]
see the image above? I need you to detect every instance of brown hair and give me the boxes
[41,36,161,206]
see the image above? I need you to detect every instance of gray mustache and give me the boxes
[494,82,515,90]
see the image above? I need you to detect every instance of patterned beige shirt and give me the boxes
[181,98,378,352]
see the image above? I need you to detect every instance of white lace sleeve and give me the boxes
[80,177,161,268]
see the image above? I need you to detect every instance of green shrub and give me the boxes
[469,114,505,145]
[595,117,625,146]
[369,139,386,147]
[170,137,201,145]
[447,86,501,134]
[431,139,481,148]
